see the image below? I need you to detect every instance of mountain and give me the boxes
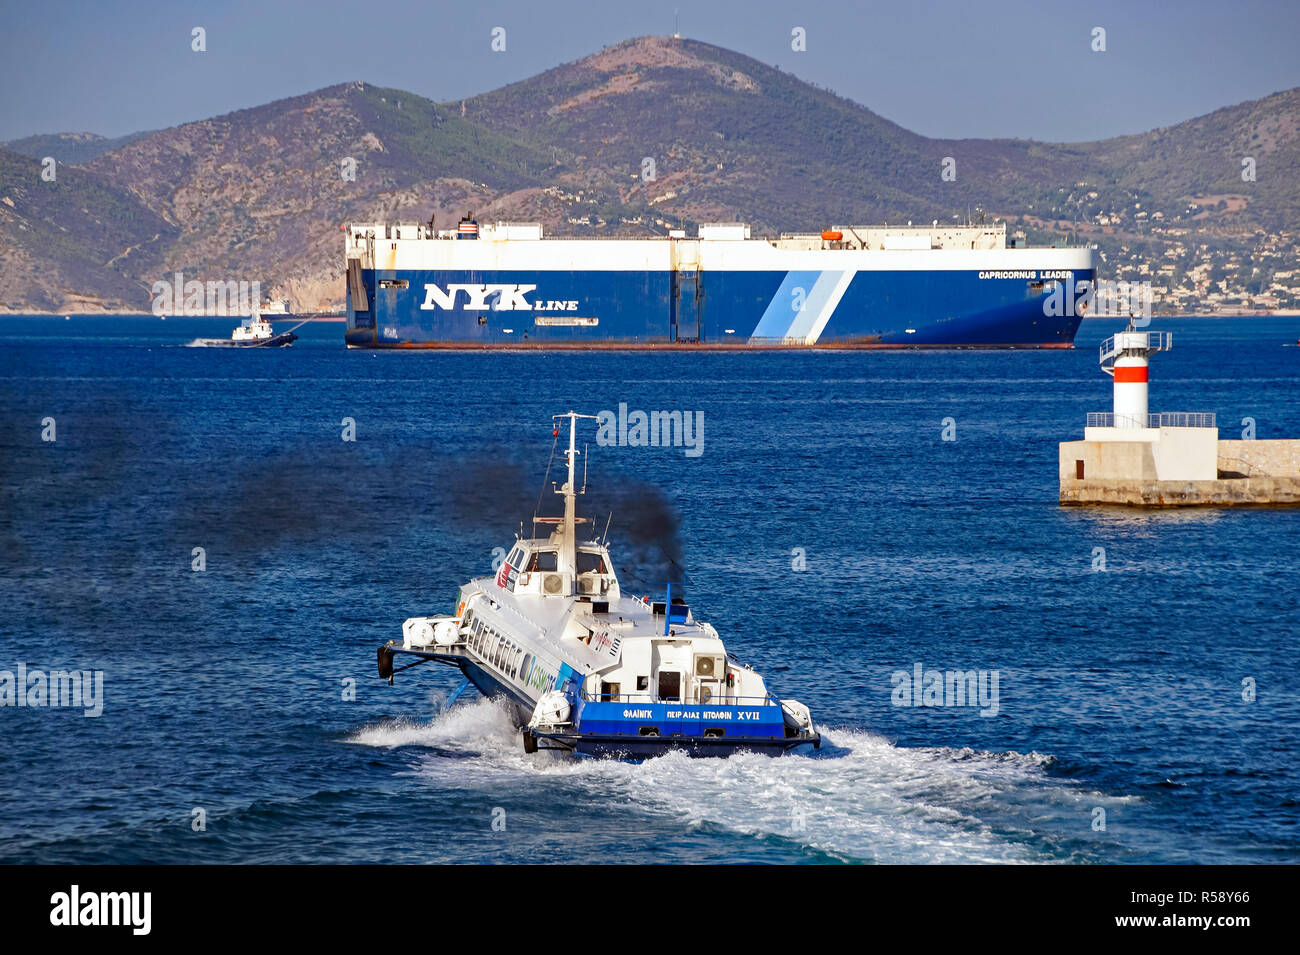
[78,82,558,311]
[0,148,177,312]
[0,131,155,165]
[1078,88,1300,227]
[1,36,1297,314]
[458,38,1100,231]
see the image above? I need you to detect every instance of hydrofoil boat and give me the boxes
[376,411,820,758]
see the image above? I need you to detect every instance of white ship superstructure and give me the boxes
[378,412,819,757]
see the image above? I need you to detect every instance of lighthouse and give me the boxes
[1059,320,1300,506]
[1100,320,1170,429]
[1058,320,1231,503]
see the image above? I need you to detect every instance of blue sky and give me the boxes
[1,0,1298,143]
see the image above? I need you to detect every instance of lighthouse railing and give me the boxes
[1098,331,1172,366]
[1152,412,1215,428]
[1086,412,1216,429]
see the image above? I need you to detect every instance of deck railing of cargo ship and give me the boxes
[1086,412,1217,429]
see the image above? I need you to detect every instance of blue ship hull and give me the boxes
[530,731,813,759]
[527,697,817,759]
[345,266,1094,348]
[379,646,819,759]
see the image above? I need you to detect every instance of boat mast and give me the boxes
[553,411,597,587]
[560,412,578,581]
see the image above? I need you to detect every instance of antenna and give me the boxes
[549,411,600,590]
[533,425,560,532]
[582,442,589,492]
[602,511,612,545]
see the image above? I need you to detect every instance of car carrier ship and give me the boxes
[344,216,1095,348]
[376,411,820,758]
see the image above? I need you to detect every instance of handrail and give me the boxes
[1098,331,1172,365]
[580,691,779,706]
[1216,456,1258,478]
[1086,412,1216,428]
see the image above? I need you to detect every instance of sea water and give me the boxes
[0,315,1297,863]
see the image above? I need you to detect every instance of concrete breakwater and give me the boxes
[1060,436,1300,506]
[1058,324,1300,507]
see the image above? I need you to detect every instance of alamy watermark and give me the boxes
[891,662,1000,717]
[151,271,263,316]
[1,662,104,717]
[1041,276,1152,322]
[596,403,703,457]
[50,885,150,935]
[1090,278,1153,321]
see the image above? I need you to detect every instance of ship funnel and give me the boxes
[457,212,479,240]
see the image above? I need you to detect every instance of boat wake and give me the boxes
[348,698,1137,863]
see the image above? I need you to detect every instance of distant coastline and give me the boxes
[4,37,1298,326]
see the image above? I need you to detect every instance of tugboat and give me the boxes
[377,411,820,758]
[187,307,301,348]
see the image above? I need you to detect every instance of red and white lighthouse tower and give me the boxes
[1065,321,1228,499]
[1099,322,1171,428]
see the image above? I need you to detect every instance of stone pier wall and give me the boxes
[1061,476,1300,506]
[1216,440,1300,478]
[1060,438,1300,506]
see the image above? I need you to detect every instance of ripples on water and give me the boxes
[0,315,1297,864]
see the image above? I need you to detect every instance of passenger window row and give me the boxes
[468,617,521,680]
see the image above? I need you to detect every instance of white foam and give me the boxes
[348,696,522,753]
[349,703,1132,862]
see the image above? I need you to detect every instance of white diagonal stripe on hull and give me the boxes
[803,270,857,344]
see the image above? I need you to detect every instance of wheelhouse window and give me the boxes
[527,550,558,572]
[576,551,607,574]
